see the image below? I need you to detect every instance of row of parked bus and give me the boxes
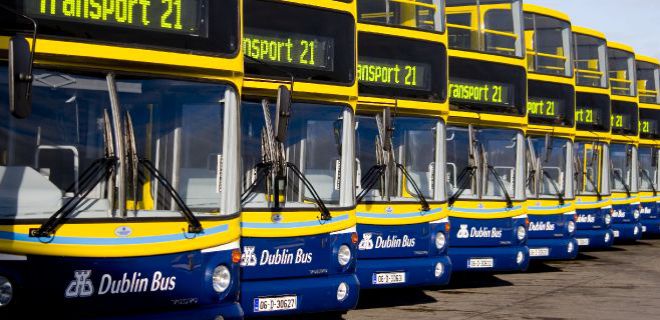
[0,0,658,319]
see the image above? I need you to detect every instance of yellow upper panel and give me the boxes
[573,26,606,41]
[608,41,635,55]
[636,55,660,66]
[523,4,570,23]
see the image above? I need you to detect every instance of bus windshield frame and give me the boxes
[447,0,524,58]
[0,66,240,222]
[574,141,610,197]
[357,0,445,33]
[525,12,573,78]
[574,33,609,88]
[610,143,638,194]
[638,146,659,192]
[526,136,574,200]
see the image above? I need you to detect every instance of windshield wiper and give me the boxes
[356,164,387,203]
[612,169,632,198]
[640,169,658,196]
[542,170,565,205]
[396,163,430,212]
[486,165,514,208]
[31,110,117,237]
[448,165,477,206]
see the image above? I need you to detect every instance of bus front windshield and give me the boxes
[0,67,236,220]
[637,61,660,104]
[447,0,523,57]
[638,146,658,192]
[357,0,444,32]
[574,34,608,88]
[356,115,444,202]
[610,143,636,194]
[527,137,573,200]
[446,126,522,202]
[525,13,572,77]
[608,48,637,97]
[574,141,608,196]
[241,102,352,209]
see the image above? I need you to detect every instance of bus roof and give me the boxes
[573,26,607,41]
[523,4,571,23]
[607,41,635,54]
[636,54,660,66]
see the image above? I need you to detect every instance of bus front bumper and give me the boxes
[575,229,615,249]
[527,237,579,260]
[612,222,643,242]
[448,245,529,272]
[356,255,452,289]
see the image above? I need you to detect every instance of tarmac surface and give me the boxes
[341,237,660,320]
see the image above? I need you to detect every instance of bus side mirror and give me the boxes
[275,85,291,144]
[8,36,33,119]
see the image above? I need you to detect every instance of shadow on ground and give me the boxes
[356,288,438,310]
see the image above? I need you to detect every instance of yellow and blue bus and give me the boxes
[572,26,615,249]
[354,0,452,288]
[446,0,530,272]
[523,5,578,260]
[240,0,359,316]
[0,1,244,318]
[635,55,660,236]
[607,41,642,242]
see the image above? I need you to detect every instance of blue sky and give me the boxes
[525,0,660,60]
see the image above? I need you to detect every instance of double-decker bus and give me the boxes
[523,5,578,260]
[0,1,243,318]
[572,26,615,249]
[354,0,452,289]
[635,55,660,236]
[607,41,642,242]
[240,0,359,316]
[446,0,530,272]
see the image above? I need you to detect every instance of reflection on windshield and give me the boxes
[358,0,444,32]
[574,141,605,195]
[0,67,231,219]
[447,0,522,57]
[610,143,634,193]
[241,102,347,208]
[638,147,658,191]
[527,137,571,199]
[356,116,440,201]
[446,126,520,201]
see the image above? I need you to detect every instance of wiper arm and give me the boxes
[287,162,332,221]
[356,164,387,203]
[396,163,430,212]
[241,162,274,205]
[612,170,632,198]
[448,166,477,206]
[641,170,658,196]
[30,157,117,237]
[140,159,204,233]
[487,165,514,208]
[542,170,565,205]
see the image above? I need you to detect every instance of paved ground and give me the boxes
[343,237,660,320]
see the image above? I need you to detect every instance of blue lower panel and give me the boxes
[612,222,643,242]
[575,229,614,249]
[641,219,660,235]
[527,238,578,261]
[240,273,359,317]
[448,245,529,272]
[356,255,452,289]
[95,303,243,320]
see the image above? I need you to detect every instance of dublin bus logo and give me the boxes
[65,270,94,298]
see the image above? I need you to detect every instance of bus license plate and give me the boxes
[372,272,406,285]
[468,258,494,269]
[577,238,589,246]
[613,230,620,238]
[529,248,549,257]
[642,226,647,232]
[254,296,297,312]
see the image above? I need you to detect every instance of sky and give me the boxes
[525,0,660,60]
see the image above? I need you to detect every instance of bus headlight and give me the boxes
[212,265,231,293]
[435,232,447,250]
[0,276,12,307]
[604,232,611,243]
[604,213,612,226]
[338,245,352,266]
[516,226,527,241]
[634,210,640,220]
[634,225,640,235]
[516,251,525,265]
[336,282,349,301]
[567,241,575,254]
[567,221,576,234]
[434,262,445,278]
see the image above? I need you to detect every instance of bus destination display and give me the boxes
[611,114,632,130]
[641,119,657,135]
[24,0,207,36]
[358,58,431,90]
[576,106,601,125]
[449,79,512,107]
[527,97,563,118]
[244,29,334,71]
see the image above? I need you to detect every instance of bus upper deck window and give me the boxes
[525,13,573,77]
[447,0,523,57]
[574,35,608,88]
[608,48,637,97]
[637,61,660,104]
[357,0,444,32]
